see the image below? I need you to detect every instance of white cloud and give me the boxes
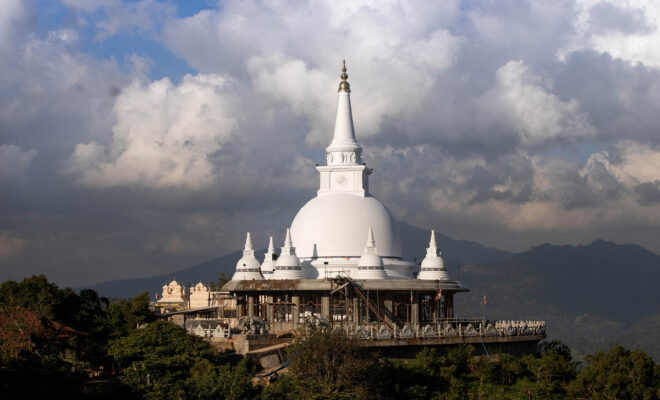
[0,0,28,54]
[163,0,463,145]
[480,60,595,146]
[599,141,660,186]
[66,74,238,189]
[562,0,660,67]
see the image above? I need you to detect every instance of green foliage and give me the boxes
[110,319,256,400]
[187,358,257,400]
[106,292,157,338]
[2,276,658,399]
[260,374,303,400]
[209,272,230,291]
[110,320,215,397]
[285,327,371,399]
[0,275,64,319]
[568,344,660,400]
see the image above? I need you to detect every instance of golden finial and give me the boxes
[338,59,351,92]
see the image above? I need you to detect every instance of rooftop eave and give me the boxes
[221,279,468,293]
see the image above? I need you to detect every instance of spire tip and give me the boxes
[338,59,350,92]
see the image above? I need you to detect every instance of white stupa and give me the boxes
[272,228,304,279]
[232,233,263,280]
[289,61,416,279]
[231,61,450,282]
[260,236,276,279]
[354,227,387,279]
[418,230,449,280]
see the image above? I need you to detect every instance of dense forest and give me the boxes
[1,276,658,399]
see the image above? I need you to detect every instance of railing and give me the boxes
[329,319,546,340]
[185,319,232,338]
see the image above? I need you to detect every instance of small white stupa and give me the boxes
[417,230,449,280]
[354,227,387,279]
[272,228,304,279]
[232,233,263,280]
[260,236,276,279]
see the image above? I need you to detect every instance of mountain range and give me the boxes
[83,222,660,360]
[454,239,660,360]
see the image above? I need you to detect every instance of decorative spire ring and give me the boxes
[338,59,351,92]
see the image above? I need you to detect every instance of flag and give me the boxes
[483,295,487,305]
[434,289,442,301]
[155,292,159,299]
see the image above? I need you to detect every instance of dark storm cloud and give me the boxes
[634,181,660,206]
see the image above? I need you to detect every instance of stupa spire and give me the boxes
[426,230,440,256]
[267,235,275,252]
[327,60,362,166]
[366,227,376,249]
[355,227,386,279]
[243,232,254,255]
[284,228,293,248]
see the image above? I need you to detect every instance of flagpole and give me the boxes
[482,294,486,323]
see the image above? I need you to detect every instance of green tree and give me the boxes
[187,358,256,400]
[106,292,156,338]
[0,275,63,319]
[109,320,245,400]
[209,272,230,291]
[568,344,660,400]
[283,327,371,399]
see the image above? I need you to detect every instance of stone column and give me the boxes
[321,295,330,321]
[247,295,255,318]
[353,297,360,326]
[292,295,300,328]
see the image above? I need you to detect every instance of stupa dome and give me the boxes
[290,193,402,259]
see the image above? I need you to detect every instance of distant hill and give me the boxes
[454,240,660,360]
[85,251,242,300]
[397,221,513,266]
[84,222,513,299]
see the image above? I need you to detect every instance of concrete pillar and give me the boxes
[352,297,360,326]
[447,294,454,318]
[266,295,274,323]
[292,295,300,327]
[236,298,245,319]
[247,295,255,318]
[321,295,330,321]
[411,300,419,325]
[384,295,393,324]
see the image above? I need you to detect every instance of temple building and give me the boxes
[162,62,545,364]
[189,282,211,309]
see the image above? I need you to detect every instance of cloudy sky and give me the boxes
[1,0,660,287]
